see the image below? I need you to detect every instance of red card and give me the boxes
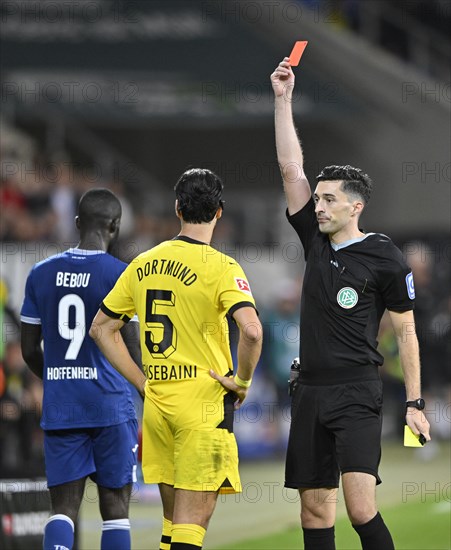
[289,41,308,66]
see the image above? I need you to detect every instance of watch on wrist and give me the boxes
[406,398,425,410]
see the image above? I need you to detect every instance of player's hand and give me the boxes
[405,409,431,442]
[270,58,295,99]
[209,369,248,409]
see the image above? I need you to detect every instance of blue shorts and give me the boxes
[44,419,138,488]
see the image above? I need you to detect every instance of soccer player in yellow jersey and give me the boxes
[90,168,262,550]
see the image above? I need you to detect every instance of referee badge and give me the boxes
[337,287,358,309]
[405,272,415,299]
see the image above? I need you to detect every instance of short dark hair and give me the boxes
[316,165,373,204]
[174,168,224,223]
[78,188,122,228]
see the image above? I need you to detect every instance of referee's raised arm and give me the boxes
[271,57,311,215]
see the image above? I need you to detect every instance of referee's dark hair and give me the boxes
[317,165,373,204]
[175,168,224,223]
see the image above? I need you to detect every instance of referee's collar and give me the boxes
[330,233,376,251]
[173,236,207,246]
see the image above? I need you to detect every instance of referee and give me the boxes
[91,168,262,550]
[271,59,431,550]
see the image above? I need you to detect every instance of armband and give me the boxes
[234,374,252,388]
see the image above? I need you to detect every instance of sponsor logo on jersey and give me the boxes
[235,277,252,295]
[337,287,358,309]
[405,272,415,299]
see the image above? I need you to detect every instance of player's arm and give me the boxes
[120,320,142,372]
[90,310,146,397]
[210,306,262,408]
[21,322,44,379]
[234,306,263,383]
[388,309,431,441]
[270,57,311,215]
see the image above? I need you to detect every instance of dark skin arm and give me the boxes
[21,322,44,379]
[119,320,142,374]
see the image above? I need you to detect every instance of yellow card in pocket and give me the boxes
[404,425,424,447]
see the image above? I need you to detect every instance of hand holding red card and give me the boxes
[289,41,308,66]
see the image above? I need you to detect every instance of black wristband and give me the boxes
[406,398,425,410]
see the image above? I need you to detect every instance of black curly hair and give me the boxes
[175,168,224,223]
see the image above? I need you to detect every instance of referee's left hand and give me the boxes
[406,409,431,442]
[209,370,248,409]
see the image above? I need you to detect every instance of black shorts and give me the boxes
[285,378,383,489]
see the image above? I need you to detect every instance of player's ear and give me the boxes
[175,200,182,219]
[75,216,80,229]
[110,219,120,234]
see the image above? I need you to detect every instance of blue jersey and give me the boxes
[20,248,137,430]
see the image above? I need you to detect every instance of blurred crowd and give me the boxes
[0,157,173,257]
[0,280,44,477]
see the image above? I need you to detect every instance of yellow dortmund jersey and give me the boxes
[101,236,256,426]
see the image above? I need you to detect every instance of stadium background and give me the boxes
[0,1,449,548]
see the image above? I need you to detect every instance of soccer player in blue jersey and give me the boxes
[20,188,140,550]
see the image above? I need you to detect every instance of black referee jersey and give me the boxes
[288,198,415,376]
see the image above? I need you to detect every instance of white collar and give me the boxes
[67,248,106,256]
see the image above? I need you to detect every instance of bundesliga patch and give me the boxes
[405,272,415,299]
[337,287,358,309]
[235,277,252,296]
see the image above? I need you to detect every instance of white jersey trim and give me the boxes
[20,315,41,325]
[67,248,106,256]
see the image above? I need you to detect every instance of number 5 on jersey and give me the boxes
[145,289,177,359]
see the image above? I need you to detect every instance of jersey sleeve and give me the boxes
[100,263,136,323]
[20,268,41,324]
[377,241,415,312]
[218,262,256,316]
[286,198,318,260]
